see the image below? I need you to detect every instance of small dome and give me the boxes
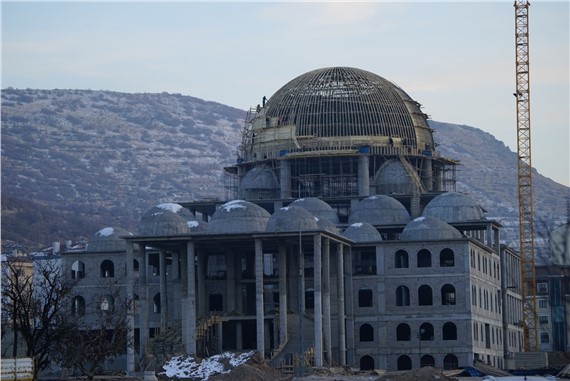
[266,205,318,233]
[89,227,132,252]
[401,216,462,241]
[241,167,278,190]
[170,203,208,233]
[207,200,270,234]
[139,203,191,236]
[375,160,414,194]
[342,222,382,243]
[549,223,570,266]
[290,197,340,224]
[422,192,484,222]
[348,195,411,226]
[315,216,339,234]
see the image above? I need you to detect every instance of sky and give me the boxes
[2,1,569,187]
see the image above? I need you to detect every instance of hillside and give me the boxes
[1,89,568,261]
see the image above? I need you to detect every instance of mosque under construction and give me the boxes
[61,67,525,373]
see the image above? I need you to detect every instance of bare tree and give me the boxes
[1,257,77,379]
[52,281,134,379]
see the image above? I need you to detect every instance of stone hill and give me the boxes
[1,89,568,262]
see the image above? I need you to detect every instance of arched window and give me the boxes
[418,285,433,305]
[395,250,409,268]
[421,355,435,368]
[71,295,85,316]
[360,355,375,370]
[419,323,434,341]
[441,284,456,305]
[209,293,223,312]
[100,295,114,312]
[396,285,410,306]
[443,354,459,370]
[71,261,85,279]
[305,288,314,309]
[397,355,412,370]
[133,259,139,272]
[440,248,455,267]
[396,323,411,341]
[100,260,115,278]
[358,288,373,307]
[153,293,161,313]
[359,324,374,342]
[443,322,457,340]
[417,249,431,268]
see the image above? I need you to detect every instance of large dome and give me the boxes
[262,67,434,149]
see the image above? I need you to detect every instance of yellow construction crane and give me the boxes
[514,0,538,352]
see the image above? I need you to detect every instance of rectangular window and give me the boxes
[540,332,549,344]
[538,299,548,309]
[539,315,549,324]
[537,282,548,293]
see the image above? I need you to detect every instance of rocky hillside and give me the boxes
[1,89,568,261]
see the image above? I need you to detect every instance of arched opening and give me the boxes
[420,355,435,368]
[360,355,375,370]
[440,248,455,267]
[133,259,139,272]
[71,295,85,316]
[209,293,223,312]
[443,322,457,340]
[358,288,373,307]
[396,323,411,341]
[441,284,456,305]
[396,285,410,306]
[419,322,434,341]
[443,354,459,370]
[418,285,433,306]
[100,260,115,278]
[397,355,412,370]
[153,293,161,313]
[417,249,431,268]
[359,323,374,342]
[395,250,409,268]
[71,261,85,279]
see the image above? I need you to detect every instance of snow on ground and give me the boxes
[160,351,255,380]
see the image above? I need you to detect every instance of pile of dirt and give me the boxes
[377,367,457,381]
[209,352,291,381]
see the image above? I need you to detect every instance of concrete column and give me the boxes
[344,247,355,364]
[280,160,292,199]
[278,244,288,346]
[159,249,169,331]
[358,155,370,197]
[197,252,207,316]
[255,238,265,356]
[171,252,180,280]
[422,157,433,192]
[226,251,236,312]
[180,243,188,351]
[299,243,305,314]
[186,242,197,355]
[125,242,135,374]
[322,238,332,365]
[313,235,323,367]
[139,245,149,355]
[336,244,346,366]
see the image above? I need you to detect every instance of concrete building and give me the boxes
[60,67,524,372]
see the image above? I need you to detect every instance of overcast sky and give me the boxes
[2,1,569,186]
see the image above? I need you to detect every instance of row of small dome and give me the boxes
[86,193,484,253]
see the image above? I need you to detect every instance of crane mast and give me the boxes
[514,0,538,352]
